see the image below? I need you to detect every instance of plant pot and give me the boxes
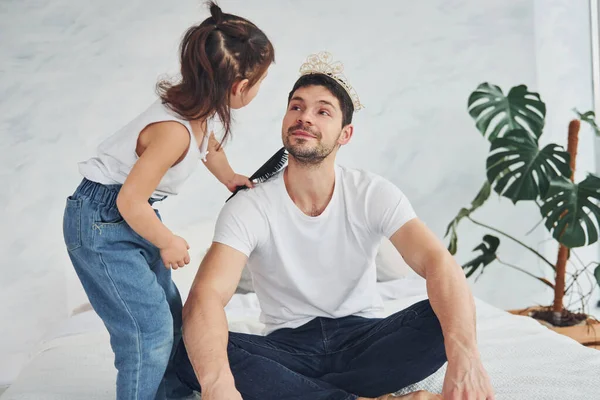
[507,306,600,349]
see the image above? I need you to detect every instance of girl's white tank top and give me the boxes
[78,99,211,198]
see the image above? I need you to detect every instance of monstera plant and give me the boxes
[446,82,600,333]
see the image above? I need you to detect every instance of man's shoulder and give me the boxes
[337,164,392,191]
[337,165,410,209]
[223,170,283,212]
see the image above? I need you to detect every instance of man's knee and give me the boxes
[411,301,447,368]
[398,300,445,362]
[410,299,435,316]
[387,299,439,329]
[406,299,442,330]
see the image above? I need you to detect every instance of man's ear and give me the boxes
[232,79,249,96]
[338,124,354,146]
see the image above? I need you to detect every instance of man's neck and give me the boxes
[284,157,336,217]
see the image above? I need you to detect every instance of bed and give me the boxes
[2,276,600,400]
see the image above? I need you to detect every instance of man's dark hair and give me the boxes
[287,74,354,127]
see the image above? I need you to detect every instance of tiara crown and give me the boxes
[299,51,364,111]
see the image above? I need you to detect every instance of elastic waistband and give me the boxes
[74,179,165,206]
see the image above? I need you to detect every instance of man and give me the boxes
[174,52,495,400]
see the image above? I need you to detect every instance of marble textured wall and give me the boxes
[1,0,597,386]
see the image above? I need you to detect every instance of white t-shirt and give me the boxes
[213,164,417,334]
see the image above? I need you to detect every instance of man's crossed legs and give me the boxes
[175,300,446,399]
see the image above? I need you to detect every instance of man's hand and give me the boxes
[442,355,494,400]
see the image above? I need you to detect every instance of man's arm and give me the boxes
[390,219,494,400]
[181,242,246,398]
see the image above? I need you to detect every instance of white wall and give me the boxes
[1,0,597,387]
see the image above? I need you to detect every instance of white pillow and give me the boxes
[375,237,417,281]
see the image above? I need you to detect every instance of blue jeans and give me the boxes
[175,299,446,399]
[62,179,193,400]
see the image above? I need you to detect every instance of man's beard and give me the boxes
[283,123,339,166]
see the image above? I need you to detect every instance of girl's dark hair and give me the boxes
[157,1,275,143]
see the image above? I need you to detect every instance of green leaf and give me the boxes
[486,129,571,203]
[468,83,546,142]
[462,235,500,278]
[540,174,600,248]
[594,265,600,289]
[445,181,491,254]
[471,179,492,208]
[574,109,600,136]
[446,208,470,255]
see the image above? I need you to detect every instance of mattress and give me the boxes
[2,277,600,399]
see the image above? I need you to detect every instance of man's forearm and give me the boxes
[182,288,234,387]
[425,252,479,361]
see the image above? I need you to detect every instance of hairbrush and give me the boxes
[226,147,288,202]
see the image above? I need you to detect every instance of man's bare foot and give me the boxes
[357,395,393,400]
[357,391,442,400]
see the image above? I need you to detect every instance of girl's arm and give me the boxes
[203,133,253,192]
[116,121,191,267]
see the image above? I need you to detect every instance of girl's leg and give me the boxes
[64,182,176,400]
[152,255,194,399]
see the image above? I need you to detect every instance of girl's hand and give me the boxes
[225,174,254,193]
[160,235,191,269]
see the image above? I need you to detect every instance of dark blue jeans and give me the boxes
[175,299,446,399]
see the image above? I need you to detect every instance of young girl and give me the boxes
[62,3,274,399]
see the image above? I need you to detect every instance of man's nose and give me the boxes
[297,110,313,125]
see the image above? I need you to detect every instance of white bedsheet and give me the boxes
[2,277,600,399]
